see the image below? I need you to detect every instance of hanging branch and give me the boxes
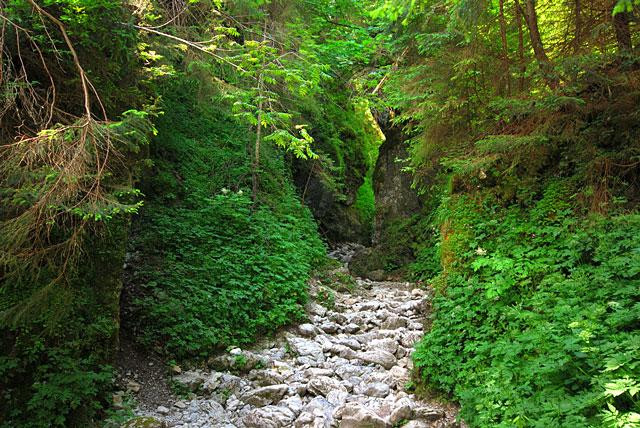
[132,24,252,75]
[0,1,151,323]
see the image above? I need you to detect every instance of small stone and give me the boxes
[112,393,124,409]
[240,384,289,407]
[414,405,446,421]
[170,365,182,375]
[174,400,188,409]
[298,323,317,337]
[126,380,141,393]
[156,405,170,415]
[344,323,360,333]
[359,350,397,369]
[389,397,413,425]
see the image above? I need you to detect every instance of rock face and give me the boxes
[372,120,421,245]
[349,115,423,281]
[131,245,457,427]
[292,156,371,245]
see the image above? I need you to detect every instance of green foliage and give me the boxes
[354,175,376,226]
[126,81,324,358]
[1,220,130,427]
[413,185,640,427]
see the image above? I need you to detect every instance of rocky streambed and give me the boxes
[124,246,459,428]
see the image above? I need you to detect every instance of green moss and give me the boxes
[354,175,376,227]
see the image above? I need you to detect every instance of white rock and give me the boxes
[413,405,445,421]
[335,403,389,428]
[344,323,360,333]
[287,337,324,360]
[243,405,295,428]
[368,338,398,355]
[360,382,390,398]
[389,397,413,425]
[298,323,318,337]
[308,376,347,397]
[284,394,304,416]
[358,350,397,369]
[326,389,349,406]
[381,316,408,330]
[173,371,207,392]
[174,400,188,409]
[320,321,341,334]
[240,384,289,407]
[306,302,327,317]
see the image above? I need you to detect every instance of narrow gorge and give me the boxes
[2,1,639,428]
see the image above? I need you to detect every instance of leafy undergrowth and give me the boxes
[413,186,640,427]
[124,80,325,359]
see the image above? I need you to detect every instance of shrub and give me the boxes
[413,184,640,427]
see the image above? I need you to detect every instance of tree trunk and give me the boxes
[515,0,526,92]
[516,0,558,89]
[252,73,263,202]
[499,0,511,95]
[252,21,268,203]
[573,0,582,53]
[613,4,632,52]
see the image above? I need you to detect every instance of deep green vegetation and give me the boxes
[376,0,640,426]
[125,81,324,358]
[1,0,639,427]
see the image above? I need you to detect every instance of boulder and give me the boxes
[359,350,397,369]
[335,403,390,428]
[360,382,390,398]
[299,323,318,337]
[368,338,398,355]
[240,384,289,407]
[287,337,324,360]
[308,376,347,397]
[173,370,207,392]
[381,316,407,330]
[243,405,296,428]
[388,397,413,425]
